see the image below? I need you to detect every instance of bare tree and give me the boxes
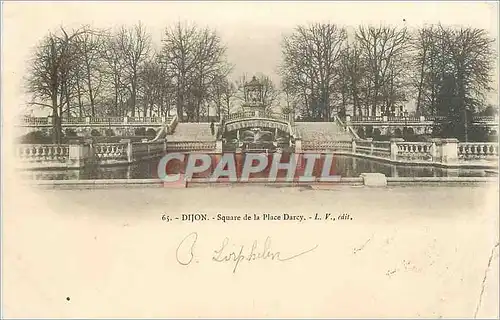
[25,26,88,143]
[115,22,152,117]
[280,23,347,121]
[355,25,410,117]
[211,75,237,119]
[161,22,230,122]
[72,26,106,117]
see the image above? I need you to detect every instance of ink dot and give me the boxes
[403,19,406,22]
[66,297,70,301]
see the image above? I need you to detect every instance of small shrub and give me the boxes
[65,128,77,137]
[146,128,157,137]
[134,127,146,136]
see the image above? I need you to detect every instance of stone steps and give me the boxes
[167,123,216,141]
[295,122,353,142]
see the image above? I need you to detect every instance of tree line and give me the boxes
[25,21,496,142]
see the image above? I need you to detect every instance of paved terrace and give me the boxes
[3,183,498,318]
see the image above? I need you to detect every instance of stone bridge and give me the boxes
[221,111,294,135]
[346,115,499,135]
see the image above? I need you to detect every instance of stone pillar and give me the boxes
[85,117,91,124]
[351,139,357,154]
[346,115,351,123]
[383,115,388,122]
[365,137,373,155]
[439,138,459,165]
[420,115,425,122]
[47,116,53,125]
[215,140,223,153]
[295,139,302,153]
[121,139,133,163]
[67,141,93,168]
[390,138,404,161]
[123,116,128,124]
[429,138,440,162]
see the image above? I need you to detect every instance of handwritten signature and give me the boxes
[176,232,318,273]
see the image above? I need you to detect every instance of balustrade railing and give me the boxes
[348,115,497,124]
[458,142,498,160]
[19,116,169,126]
[17,144,69,162]
[95,143,128,160]
[302,140,351,152]
[224,111,291,123]
[473,116,498,123]
[166,141,216,152]
[128,117,163,123]
[61,117,85,124]
[22,116,50,126]
[355,140,391,158]
[396,142,434,161]
[90,117,123,124]
[350,116,423,123]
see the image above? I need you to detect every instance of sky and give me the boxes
[2,1,499,117]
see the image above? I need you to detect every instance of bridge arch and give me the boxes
[225,118,290,134]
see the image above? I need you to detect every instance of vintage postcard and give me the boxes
[2,1,499,318]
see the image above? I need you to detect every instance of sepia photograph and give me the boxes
[2,1,499,318]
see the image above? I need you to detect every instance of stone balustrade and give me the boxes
[355,139,392,158]
[458,142,499,161]
[17,144,70,162]
[301,140,351,152]
[17,140,167,169]
[224,111,293,124]
[298,137,498,168]
[95,143,128,161]
[19,116,173,126]
[396,142,434,161]
[166,141,217,152]
[346,115,497,125]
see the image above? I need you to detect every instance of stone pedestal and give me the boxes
[68,142,93,168]
[439,138,459,164]
[360,173,387,187]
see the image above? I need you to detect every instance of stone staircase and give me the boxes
[166,123,216,142]
[295,122,353,142]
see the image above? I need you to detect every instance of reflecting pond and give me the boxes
[19,155,495,180]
